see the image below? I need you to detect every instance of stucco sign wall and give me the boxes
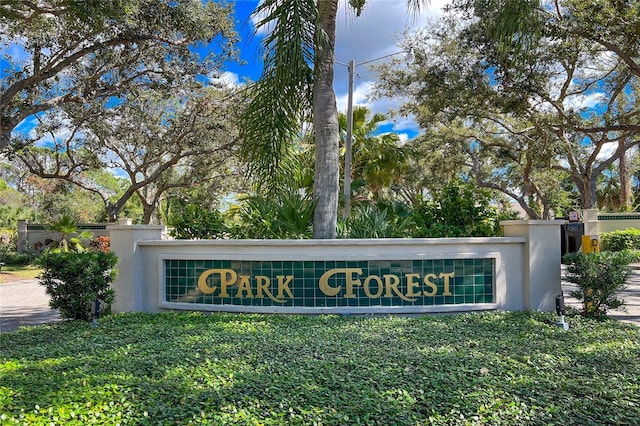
[107,224,563,314]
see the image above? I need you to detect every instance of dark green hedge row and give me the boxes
[600,228,640,252]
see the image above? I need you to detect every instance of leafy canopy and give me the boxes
[1,0,238,151]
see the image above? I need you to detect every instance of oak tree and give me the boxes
[1,0,237,151]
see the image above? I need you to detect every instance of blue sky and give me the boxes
[221,0,449,143]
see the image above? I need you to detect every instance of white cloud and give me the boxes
[333,0,449,138]
[208,71,243,88]
[563,92,606,111]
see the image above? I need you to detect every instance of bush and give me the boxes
[563,250,635,318]
[338,204,413,238]
[229,191,314,239]
[600,228,640,252]
[0,244,36,266]
[43,214,93,253]
[411,180,516,238]
[37,252,118,321]
[169,205,227,239]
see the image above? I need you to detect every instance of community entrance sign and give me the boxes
[163,258,494,311]
[107,222,563,314]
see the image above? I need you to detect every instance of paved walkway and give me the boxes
[1,269,638,333]
[0,279,61,333]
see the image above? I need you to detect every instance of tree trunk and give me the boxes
[587,175,598,209]
[312,0,340,239]
[619,148,632,211]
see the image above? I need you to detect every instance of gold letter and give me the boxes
[218,269,237,297]
[423,273,438,296]
[319,269,342,296]
[198,269,237,295]
[405,273,421,299]
[440,272,455,296]
[344,268,363,298]
[236,275,254,298]
[277,275,294,300]
[197,269,218,294]
[363,275,383,298]
[319,268,363,297]
[384,274,416,302]
[256,276,286,303]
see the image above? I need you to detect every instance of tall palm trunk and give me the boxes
[312,0,340,239]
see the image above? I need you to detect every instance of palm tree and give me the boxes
[44,214,93,253]
[240,0,427,239]
[339,106,410,201]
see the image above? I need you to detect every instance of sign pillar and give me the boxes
[108,223,164,313]
[501,220,564,311]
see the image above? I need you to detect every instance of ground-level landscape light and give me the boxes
[556,293,569,330]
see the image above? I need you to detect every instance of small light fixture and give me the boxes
[555,293,569,330]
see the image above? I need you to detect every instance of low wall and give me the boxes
[596,213,640,234]
[17,220,110,253]
[108,220,563,315]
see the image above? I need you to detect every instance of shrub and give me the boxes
[563,250,635,318]
[0,243,35,266]
[44,214,93,253]
[169,205,227,239]
[411,180,516,238]
[229,191,314,239]
[600,228,640,252]
[338,204,413,238]
[37,252,118,321]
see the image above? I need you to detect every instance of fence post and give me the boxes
[107,221,164,313]
[501,220,564,311]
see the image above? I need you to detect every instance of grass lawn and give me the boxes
[0,311,639,425]
[0,265,42,284]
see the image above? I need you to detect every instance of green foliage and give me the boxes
[0,312,639,424]
[169,205,227,239]
[43,215,93,253]
[2,0,238,151]
[412,181,514,237]
[36,252,118,321]
[337,184,518,239]
[339,203,413,238]
[0,244,35,266]
[601,228,640,252]
[0,204,33,230]
[563,251,636,317]
[229,191,314,239]
[169,181,520,241]
[239,0,316,185]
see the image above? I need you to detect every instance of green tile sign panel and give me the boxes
[165,258,494,308]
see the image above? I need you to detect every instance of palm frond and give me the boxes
[405,0,430,19]
[240,0,318,185]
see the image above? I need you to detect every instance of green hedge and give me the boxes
[600,228,640,252]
